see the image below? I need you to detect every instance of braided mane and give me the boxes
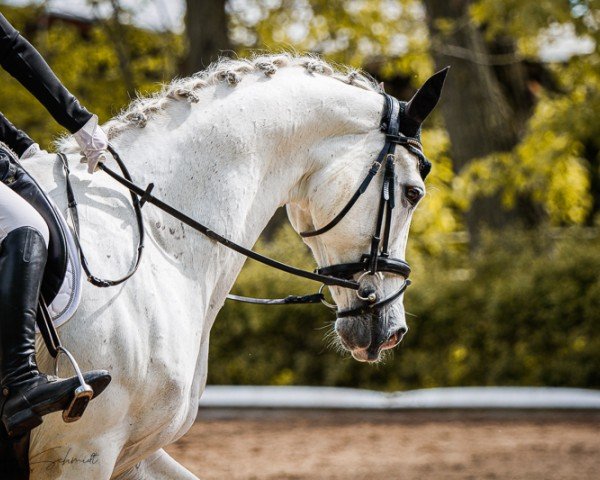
[58,53,380,152]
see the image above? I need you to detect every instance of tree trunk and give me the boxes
[584,141,600,225]
[421,0,542,243]
[183,0,231,76]
[107,0,135,95]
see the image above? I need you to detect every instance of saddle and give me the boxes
[0,145,86,480]
[0,145,68,306]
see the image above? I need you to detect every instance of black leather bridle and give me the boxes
[300,93,429,317]
[62,93,429,318]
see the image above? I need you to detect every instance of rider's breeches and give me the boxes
[0,112,34,158]
[0,182,49,247]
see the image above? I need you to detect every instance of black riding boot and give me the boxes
[0,227,111,437]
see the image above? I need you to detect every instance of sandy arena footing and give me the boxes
[166,409,600,479]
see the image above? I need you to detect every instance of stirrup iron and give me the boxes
[38,297,95,423]
[54,346,94,423]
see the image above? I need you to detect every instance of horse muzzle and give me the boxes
[335,309,408,362]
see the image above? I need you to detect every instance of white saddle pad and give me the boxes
[38,201,83,330]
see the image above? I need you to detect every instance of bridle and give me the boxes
[60,92,430,318]
[300,93,429,317]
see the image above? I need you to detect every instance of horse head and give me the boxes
[288,68,448,362]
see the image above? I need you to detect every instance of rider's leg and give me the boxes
[0,180,49,246]
[0,112,34,158]
[0,154,111,438]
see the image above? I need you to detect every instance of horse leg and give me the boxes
[112,449,199,480]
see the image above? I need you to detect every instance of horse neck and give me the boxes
[109,72,382,319]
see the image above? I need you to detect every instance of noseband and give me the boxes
[301,93,428,317]
[62,93,429,318]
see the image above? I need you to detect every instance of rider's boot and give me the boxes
[0,226,111,437]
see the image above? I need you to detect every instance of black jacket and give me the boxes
[0,12,92,155]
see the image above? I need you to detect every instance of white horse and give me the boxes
[20,54,443,478]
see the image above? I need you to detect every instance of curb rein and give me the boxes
[61,93,426,317]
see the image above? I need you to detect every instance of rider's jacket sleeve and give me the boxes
[0,13,92,134]
[0,111,34,157]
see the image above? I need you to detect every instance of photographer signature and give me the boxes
[30,447,99,471]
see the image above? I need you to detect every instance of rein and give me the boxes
[61,93,425,315]
[58,149,145,288]
[60,146,359,302]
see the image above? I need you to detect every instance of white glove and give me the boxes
[73,114,109,173]
[20,143,48,160]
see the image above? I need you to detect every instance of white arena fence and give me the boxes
[198,386,600,410]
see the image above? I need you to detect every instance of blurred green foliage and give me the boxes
[463,1,600,225]
[230,0,433,81]
[211,223,600,389]
[0,3,182,148]
[239,0,600,230]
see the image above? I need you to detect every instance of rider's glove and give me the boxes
[20,143,48,160]
[73,114,109,174]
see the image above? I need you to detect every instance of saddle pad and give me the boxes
[38,199,83,329]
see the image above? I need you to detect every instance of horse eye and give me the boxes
[404,185,423,205]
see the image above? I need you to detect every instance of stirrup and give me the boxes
[54,346,94,423]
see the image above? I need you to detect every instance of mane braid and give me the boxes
[57,53,381,152]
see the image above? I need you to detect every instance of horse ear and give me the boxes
[405,67,450,125]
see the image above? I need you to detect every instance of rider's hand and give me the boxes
[20,143,48,160]
[73,114,109,173]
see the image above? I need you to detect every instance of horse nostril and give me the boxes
[391,327,407,342]
[380,327,408,352]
